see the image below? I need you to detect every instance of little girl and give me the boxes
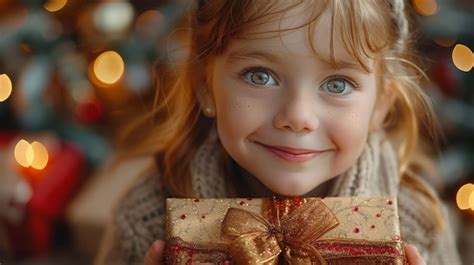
[96,0,462,264]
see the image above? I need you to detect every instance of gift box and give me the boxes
[165,197,407,264]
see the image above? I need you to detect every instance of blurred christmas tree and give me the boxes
[413,0,474,263]
[0,0,189,166]
[0,0,189,260]
[413,0,473,198]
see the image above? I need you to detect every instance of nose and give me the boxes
[273,91,319,133]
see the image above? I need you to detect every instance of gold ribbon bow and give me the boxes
[221,198,339,265]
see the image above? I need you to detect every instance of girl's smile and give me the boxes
[252,140,330,163]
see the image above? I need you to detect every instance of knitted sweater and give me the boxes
[95,129,462,265]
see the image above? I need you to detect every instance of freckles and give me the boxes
[345,109,372,129]
[231,98,242,109]
[328,109,361,127]
[345,111,366,135]
[230,98,252,111]
[330,110,366,143]
[325,109,335,119]
[223,98,256,129]
[346,110,360,119]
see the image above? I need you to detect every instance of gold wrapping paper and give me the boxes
[165,197,407,264]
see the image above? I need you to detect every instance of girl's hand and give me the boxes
[405,243,426,265]
[144,240,166,265]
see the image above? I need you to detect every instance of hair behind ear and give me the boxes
[370,79,397,133]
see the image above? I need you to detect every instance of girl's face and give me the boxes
[208,8,380,196]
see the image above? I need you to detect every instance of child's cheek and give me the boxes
[217,96,261,136]
[325,108,371,162]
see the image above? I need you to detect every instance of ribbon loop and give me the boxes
[221,198,339,264]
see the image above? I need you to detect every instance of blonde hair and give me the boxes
[119,0,444,229]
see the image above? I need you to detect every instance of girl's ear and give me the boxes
[197,87,216,118]
[370,80,397,132]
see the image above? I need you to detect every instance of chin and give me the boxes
[268,183,314,197]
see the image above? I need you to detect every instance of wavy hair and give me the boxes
[119,0,444,230]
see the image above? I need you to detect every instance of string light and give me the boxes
[44,0,68,12]
[456,183,474,210]
[413,0,438,16]
[92,51,125,85]
[0,74,12,102]
[452,44,473,72]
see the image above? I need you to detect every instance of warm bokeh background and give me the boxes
[0,0,473,264]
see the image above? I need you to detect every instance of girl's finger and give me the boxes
[405,243,426,265]
[144,240,166,265]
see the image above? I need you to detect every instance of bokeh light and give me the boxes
[470,192,474,210]
[136,10,163,28]
[14,139,49,170]
[452,44,473,72]
[44,0,68,12]
[413,0,438,16]
[456,183,474,210]
[0,73,12,102]
[14,139,31,168]
[28,141,49,170]
[94,2,134,33]
[434,39,456,48]
[135,10,163,36]
[93,51,125,85]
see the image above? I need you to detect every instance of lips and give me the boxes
[255,142,326,163]
[265,145,319,155]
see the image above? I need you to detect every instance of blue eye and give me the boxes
[242,69,278,86]
[319,77,354,95]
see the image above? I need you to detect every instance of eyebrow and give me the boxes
[227,47,366,72]
[227,49,282,64]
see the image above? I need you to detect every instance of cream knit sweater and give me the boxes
[95,129,462,265]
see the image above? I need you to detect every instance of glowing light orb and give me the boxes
[93,51,125,84]
[470,192,474,210]
[44,0,68,12]
[413,0,438,16]
[14,139,31,168]
[456,183,474,210]
[0,74,12,102]
[14,139,49,170]
[28,141,49,170]
[452,44,473,72]
[94,2,134,33]
[434,39,455,48]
